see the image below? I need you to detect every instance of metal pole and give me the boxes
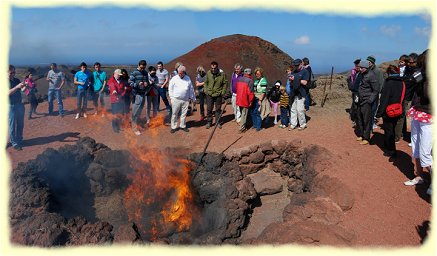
[197,102,228,165]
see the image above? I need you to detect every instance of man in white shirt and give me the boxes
[168,65,195,133]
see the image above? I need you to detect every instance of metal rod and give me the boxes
[198,102,228,166]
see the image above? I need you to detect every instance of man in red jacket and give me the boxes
[236,68,254,133]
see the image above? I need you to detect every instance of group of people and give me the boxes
[347,50,432,195]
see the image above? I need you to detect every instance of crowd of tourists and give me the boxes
[8,51,431,196]
[347,50,431,195]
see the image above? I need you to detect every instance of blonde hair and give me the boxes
[175,62,183,70]
[196,66,205,73]
[279,85,286,92]
[254,67,264,76]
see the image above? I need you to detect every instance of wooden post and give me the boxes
[321,66,334,107]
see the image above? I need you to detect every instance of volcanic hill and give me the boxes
[166,34,294,84]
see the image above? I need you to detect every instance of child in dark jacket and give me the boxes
[268,80,282,124]
[278,85,289,128]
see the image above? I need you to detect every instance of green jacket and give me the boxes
[204,70,228,97]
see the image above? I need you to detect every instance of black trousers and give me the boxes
[356,103,373,141]
[206,95,222,124]
[382,116,399,154]
[350,93,359,122]
[198,91,206,117]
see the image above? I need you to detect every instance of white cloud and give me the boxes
[415,26,431,37]
[380,25,401,37]
[294,35,310,45]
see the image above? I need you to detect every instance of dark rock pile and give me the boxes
[9,137,355,247]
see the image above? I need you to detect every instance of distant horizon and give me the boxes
[10,7,431,73]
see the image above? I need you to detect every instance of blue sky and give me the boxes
[9,6,432,73]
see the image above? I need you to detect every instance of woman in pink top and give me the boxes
[24,72,38,119]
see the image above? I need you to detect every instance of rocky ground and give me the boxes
[4,84,432,248]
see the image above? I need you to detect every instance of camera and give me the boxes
[413,70,424,83]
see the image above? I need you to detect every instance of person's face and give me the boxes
[28,74,33,79]
[178,70,185,78]
[255,71,262,79]
[235,67,241,74]
[211,64,218,73]
[51,64,56,70]
[408,59,416,67]
[139,64,146,70]
[122,71,128,77]
[157,64,163,70]
[114,73,121,80]
[8,68,16,79]
[399,60,406,67]
[80,66,86,72]
[94,65,101,71]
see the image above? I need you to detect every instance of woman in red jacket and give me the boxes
[108,69,128,133]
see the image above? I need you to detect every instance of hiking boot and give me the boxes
[75,113,80,119]
[218,123,222,129]
[206,123,211,129]
[170,128,176,134]
[183,127,189,132]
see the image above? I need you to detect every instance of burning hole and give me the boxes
[10,137,354,246]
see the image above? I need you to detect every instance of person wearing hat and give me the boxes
[347,58,362,127]
[107,69,128,133]
[74,62,92,119]
[355,60,378,145]
[236,68,255,133]
[267,80,282,125]
[367,55,384,130]
[288,58,310,131]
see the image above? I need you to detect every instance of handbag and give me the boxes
[386,81,405,118]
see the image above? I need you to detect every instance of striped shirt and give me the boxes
[279,94,289,108]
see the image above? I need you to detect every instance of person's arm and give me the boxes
[161,72,169,88]
[100,73,107,93]
[9,81,25,95]
[58,73,65,89]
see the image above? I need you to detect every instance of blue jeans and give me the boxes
[303,89,310,111]
[91,90,105,111]
[147,95,159,120]
[280,107,289,125]
[250,99,261,131]
[48,88,64,115]
[158,87,171,113]
[76,87,88,114]
[9,103,25,147]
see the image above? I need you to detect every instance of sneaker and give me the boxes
[182,127,189,132]
[83,113,88,118]
[206,123,211,129]
[298,125,307,131]
[170,128,176,134]
[359,140,369,145]
[133,129,141,136]
[13,145,23,151]
[408,143,412,147]
[274,120,278,125]
[288,125,296,131]
[404,177,424,186]
[356,137,363,141]
[218,124,222,129]
[75,113,80,119]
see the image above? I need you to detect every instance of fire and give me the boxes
[123,147,196,240]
